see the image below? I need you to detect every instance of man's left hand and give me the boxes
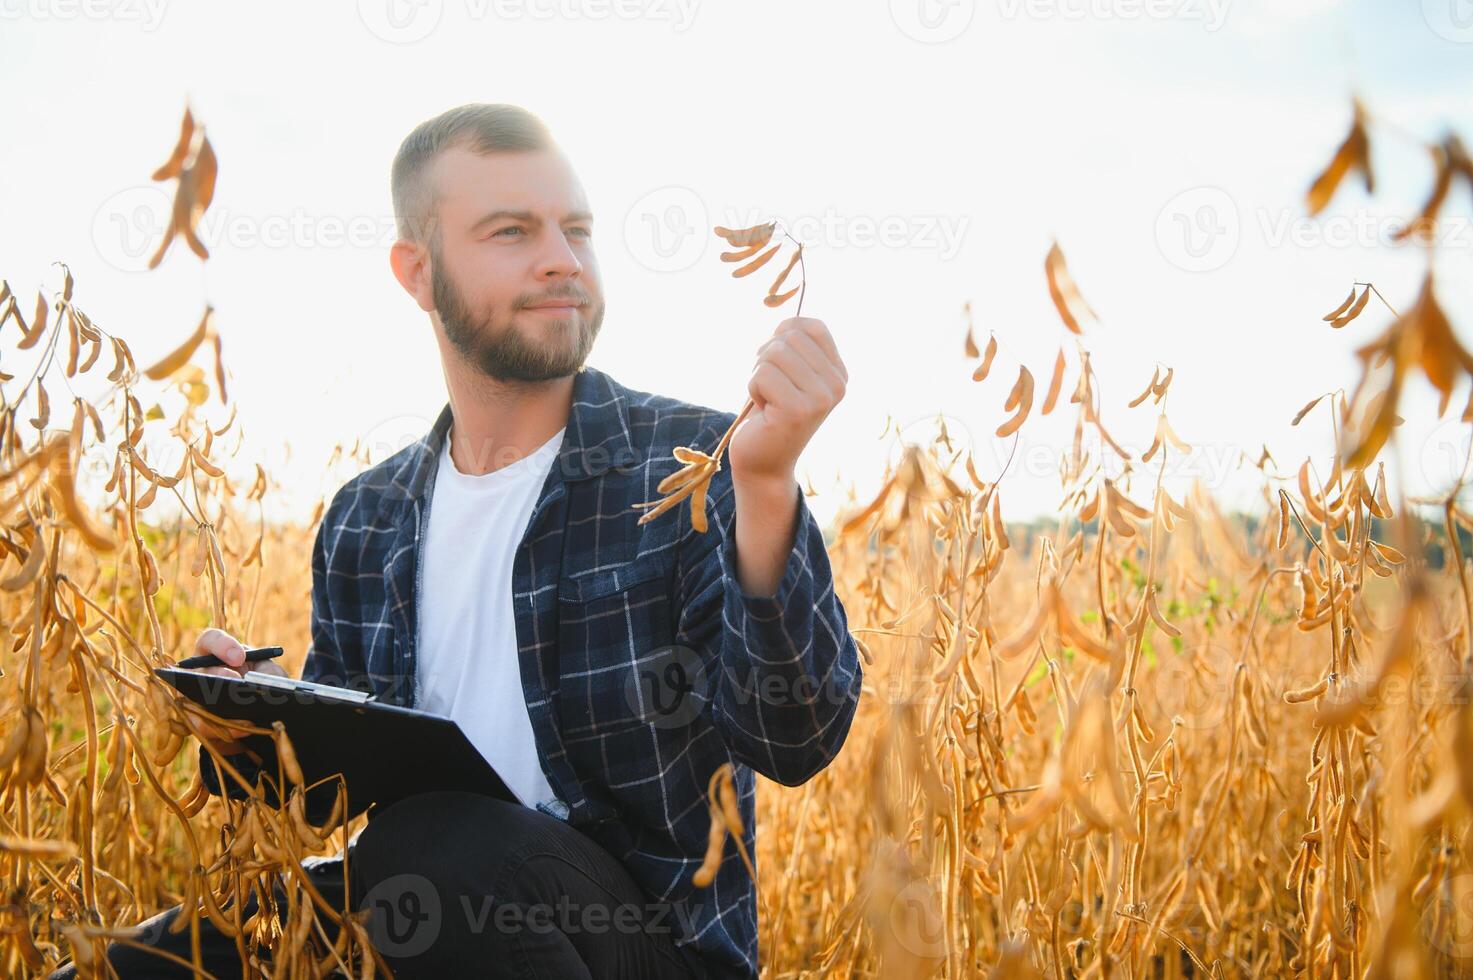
[728,317,847,487]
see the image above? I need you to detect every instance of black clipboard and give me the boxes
[155,667,516,820]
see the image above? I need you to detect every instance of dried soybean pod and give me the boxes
[228,808,259,859]
[1040,348,1066,415]
[1,529,46,592]
[196,865,238,937]
[1012,686,1038,735]
[58,922,97,974]
[766,246,802,300]
[191,443,224,478]
[190,524,208,577]
[16,708,48,785]
[1322,286,1358,321]
[719,242,765,263]
[692,810,726,888]
[179,770,210,817]
[143,307,212,381]
[713,222,775,248]
[136,544,160,596]
[1285,678,1329,704]
[288,790,325,849]
[167,870,199,934]
[0,708,31,771]
[1276,490,1291,550]
[153,107,197,180]
[273,721,304,788]
[1131,699,1157,744]
[102,722,126,792]
[17,292,48,351]
[1146,587,1181,639]
[353,920,378,980]
[1297,566,1317,622]
[972,335,998,382]
[996,366,1034,438]
[716,765,743,836]
[732,244,780,278]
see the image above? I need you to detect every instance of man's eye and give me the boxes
[567,227,592,238]
[493,227,523,238]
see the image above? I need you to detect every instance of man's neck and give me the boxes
[442,362,574,477]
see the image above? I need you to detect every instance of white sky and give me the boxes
[3,0,1472,528]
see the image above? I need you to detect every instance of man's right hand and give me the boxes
[188,628,289,757]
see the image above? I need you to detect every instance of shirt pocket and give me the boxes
[556,551,679,744]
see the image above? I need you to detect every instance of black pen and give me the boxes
[174,646,285,670]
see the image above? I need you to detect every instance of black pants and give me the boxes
[49,791,698,979]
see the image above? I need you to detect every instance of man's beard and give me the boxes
[432,254,604,384]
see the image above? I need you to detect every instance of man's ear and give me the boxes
[390,238,435,313]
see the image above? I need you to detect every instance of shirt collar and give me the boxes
[381,365,637,513]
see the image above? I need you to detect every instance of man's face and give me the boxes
[426,145,604,383]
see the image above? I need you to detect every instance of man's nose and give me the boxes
[534,229,583,279]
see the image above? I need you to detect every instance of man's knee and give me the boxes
[351,792,556,967]
[353,790,547,890]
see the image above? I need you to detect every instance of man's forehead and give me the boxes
[433,145,589,216]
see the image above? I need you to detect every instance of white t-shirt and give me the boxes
[416,423,566,811]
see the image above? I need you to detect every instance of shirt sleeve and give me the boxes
[674,459,863,786]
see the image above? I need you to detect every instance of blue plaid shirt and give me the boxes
[200,364,863,978]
